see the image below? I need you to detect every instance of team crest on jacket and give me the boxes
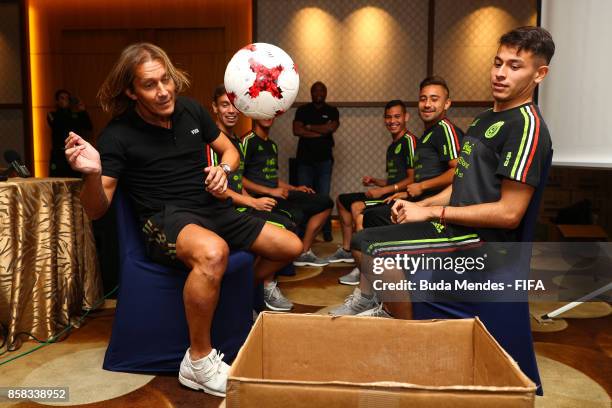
[394,144,402,154]
[485,121,504,139]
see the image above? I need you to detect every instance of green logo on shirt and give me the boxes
[504,152,512,167]
[272,144,277,153]
[431,222,445,233]
[485,121,504,139]
[394,144,402,154]
[469,118,480,127]
[422,131,433,143]
[258,145,264,151]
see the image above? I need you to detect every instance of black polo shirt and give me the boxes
[294,102,339,163]
[450,103,552,241]
[97,96,225,223]
[414,118,464,189]
[386,131,417,185]
[242,130,279,189]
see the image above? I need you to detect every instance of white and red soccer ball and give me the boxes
[224,43,300,120]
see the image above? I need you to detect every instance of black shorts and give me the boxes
[351,221,482,257]
[271,191,333,225]
[362,204,393,228]
[362,190,442,228]
[142,204,265,269]
[236,207,297,232]
[338,192,393,212]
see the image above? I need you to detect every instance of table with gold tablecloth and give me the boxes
[0,178,102,351]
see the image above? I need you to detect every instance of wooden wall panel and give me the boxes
[28,0,252,176]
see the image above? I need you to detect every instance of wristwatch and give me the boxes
[219,163,231,175]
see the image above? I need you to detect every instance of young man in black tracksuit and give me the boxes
[208,84,297,311]
[242,118,334,267]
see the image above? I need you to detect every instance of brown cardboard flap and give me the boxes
[473,318,536,389]
[259,313,475,386]
[229,313,264,379]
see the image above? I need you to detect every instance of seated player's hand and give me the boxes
[383,191,408,203]
[270,187,289,199]
[252,197,276,211]
[390,199,414,223]
[392,199,431,224]
[365,188,383,199]
[203,165,228,194]
[362,176,374,186]
[295,185,315,194]
[64,131,101,175]
[406,182,424,198]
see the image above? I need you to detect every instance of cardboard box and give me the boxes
[227,313,536,408]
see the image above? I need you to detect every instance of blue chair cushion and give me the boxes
[103,189,255,373]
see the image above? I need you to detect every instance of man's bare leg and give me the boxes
[176,224,229,361]
[302,208,332,252]
[337,198,354,250]
[350,201,366,232]
[352,250,374,297]
[352,248,412,319]
[250,224,303,282]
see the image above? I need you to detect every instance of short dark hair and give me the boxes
[384,99,406,114]
[419,76,450,98]
[310,81,327,93]
[55,89,70,101]
[212,83,227,103]
[499,26,555,64]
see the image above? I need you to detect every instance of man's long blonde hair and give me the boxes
[97,43,190,117]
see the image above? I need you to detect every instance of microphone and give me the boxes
[3,150,31,178]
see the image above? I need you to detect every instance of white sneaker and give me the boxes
[293,249,330,267]
[328,288,378,316]
[264,280,294,311]
[338,267,361,285]
[356,303,393,318]
[326,247,355,263]
[179,348,230,397]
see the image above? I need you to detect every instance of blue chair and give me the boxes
[412,150,553,395]
[103,188,255,373]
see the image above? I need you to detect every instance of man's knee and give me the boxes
[284,232,303,258]
[350,201,365,218]
[254,226,303,260]
[190,240,229,279]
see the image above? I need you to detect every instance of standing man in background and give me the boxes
[48,89,92,177]
[293,81,340,241]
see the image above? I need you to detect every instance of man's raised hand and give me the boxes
[64,131,101,175]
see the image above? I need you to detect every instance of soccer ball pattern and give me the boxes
[224,43,300,120]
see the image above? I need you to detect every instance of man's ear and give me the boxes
[126,88,138,101]
[534,65,549,85]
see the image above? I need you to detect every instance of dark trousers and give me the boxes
[297,160,333,234]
